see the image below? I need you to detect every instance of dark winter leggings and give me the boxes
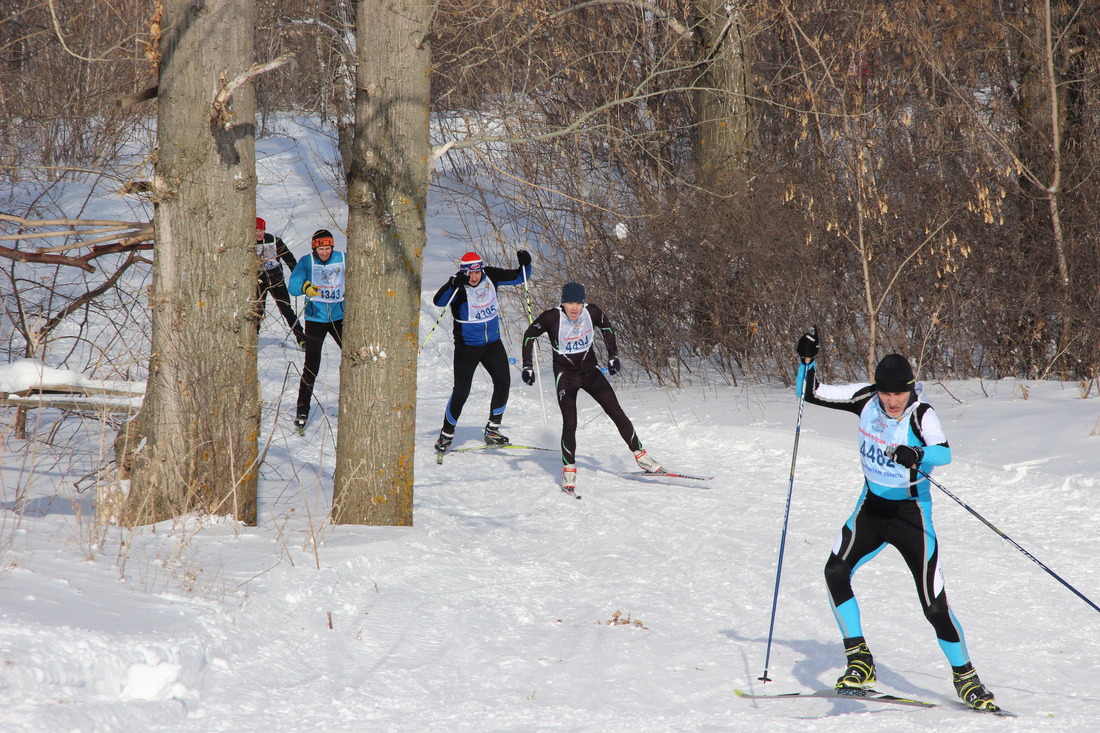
[824,492,963,644]
[443,340,511,432]
[556,367,641,466]
[297,319,343,417]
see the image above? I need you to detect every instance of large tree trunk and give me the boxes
[115,0,260,525]
[333,0,430,525]
[687,1,755,350]
[693,0,754,191]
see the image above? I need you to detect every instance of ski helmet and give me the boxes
[311,229,335,249]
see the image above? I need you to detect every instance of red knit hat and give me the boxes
[256,217,266,229]
[459,252,484,273]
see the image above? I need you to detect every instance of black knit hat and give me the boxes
[561,282,586,303]
[874,354,915,392]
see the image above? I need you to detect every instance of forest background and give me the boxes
[2,1,1098,527]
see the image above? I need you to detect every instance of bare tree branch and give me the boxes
[34,250,145,339]
[0,244,96,272]
[0,215,154,270]
[212,53,295,128]
[46,0,143,62]
[547,1,692,38]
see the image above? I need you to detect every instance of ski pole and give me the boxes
[520,259,536,325]
[914,465,1100,616]
[759,351,813,683]
[419,286,459,354]
[287,296,307,347]
[521,261,548,428]
[290,294,305,330]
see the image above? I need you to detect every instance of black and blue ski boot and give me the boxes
[835,637,877,690]
[484,421,509,446]
[953,662,999,712]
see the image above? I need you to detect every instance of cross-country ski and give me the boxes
[449,443,556,454]
[735,688,1019,716]
[434,442,555,464]
[734,687,935,708]
[622,469,714,481]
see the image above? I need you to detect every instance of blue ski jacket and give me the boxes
[289,251,346,323]
[433,262,531,347]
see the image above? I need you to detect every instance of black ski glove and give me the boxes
[797,326,819,361]
[517,250,532,267]
[888,444,924,468]
[450,271,469,289]
[607,357,622,376]
[521,366,535,386]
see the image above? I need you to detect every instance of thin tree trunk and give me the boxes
[333,0,430,525]
[1015,0,1073,377]
[1038,0,1072,377]
[116,0,260,526]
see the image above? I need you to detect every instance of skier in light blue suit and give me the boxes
[795,328,999,712]
[288,229,345,429]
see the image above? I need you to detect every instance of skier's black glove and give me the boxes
[797,326,819,361]
[889,444,924,468]
[450,271,469,289]
[517,250,532,267]
[521,366,535,386]
[607,357,622,376]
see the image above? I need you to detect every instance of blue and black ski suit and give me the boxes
[433,259,531,435]
[797,359,976,669]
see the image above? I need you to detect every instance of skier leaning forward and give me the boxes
[520,282,663,492]
[432,250,532,453]
[795,328,998,712]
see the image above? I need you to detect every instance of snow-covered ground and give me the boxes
[3,121,1100,732]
